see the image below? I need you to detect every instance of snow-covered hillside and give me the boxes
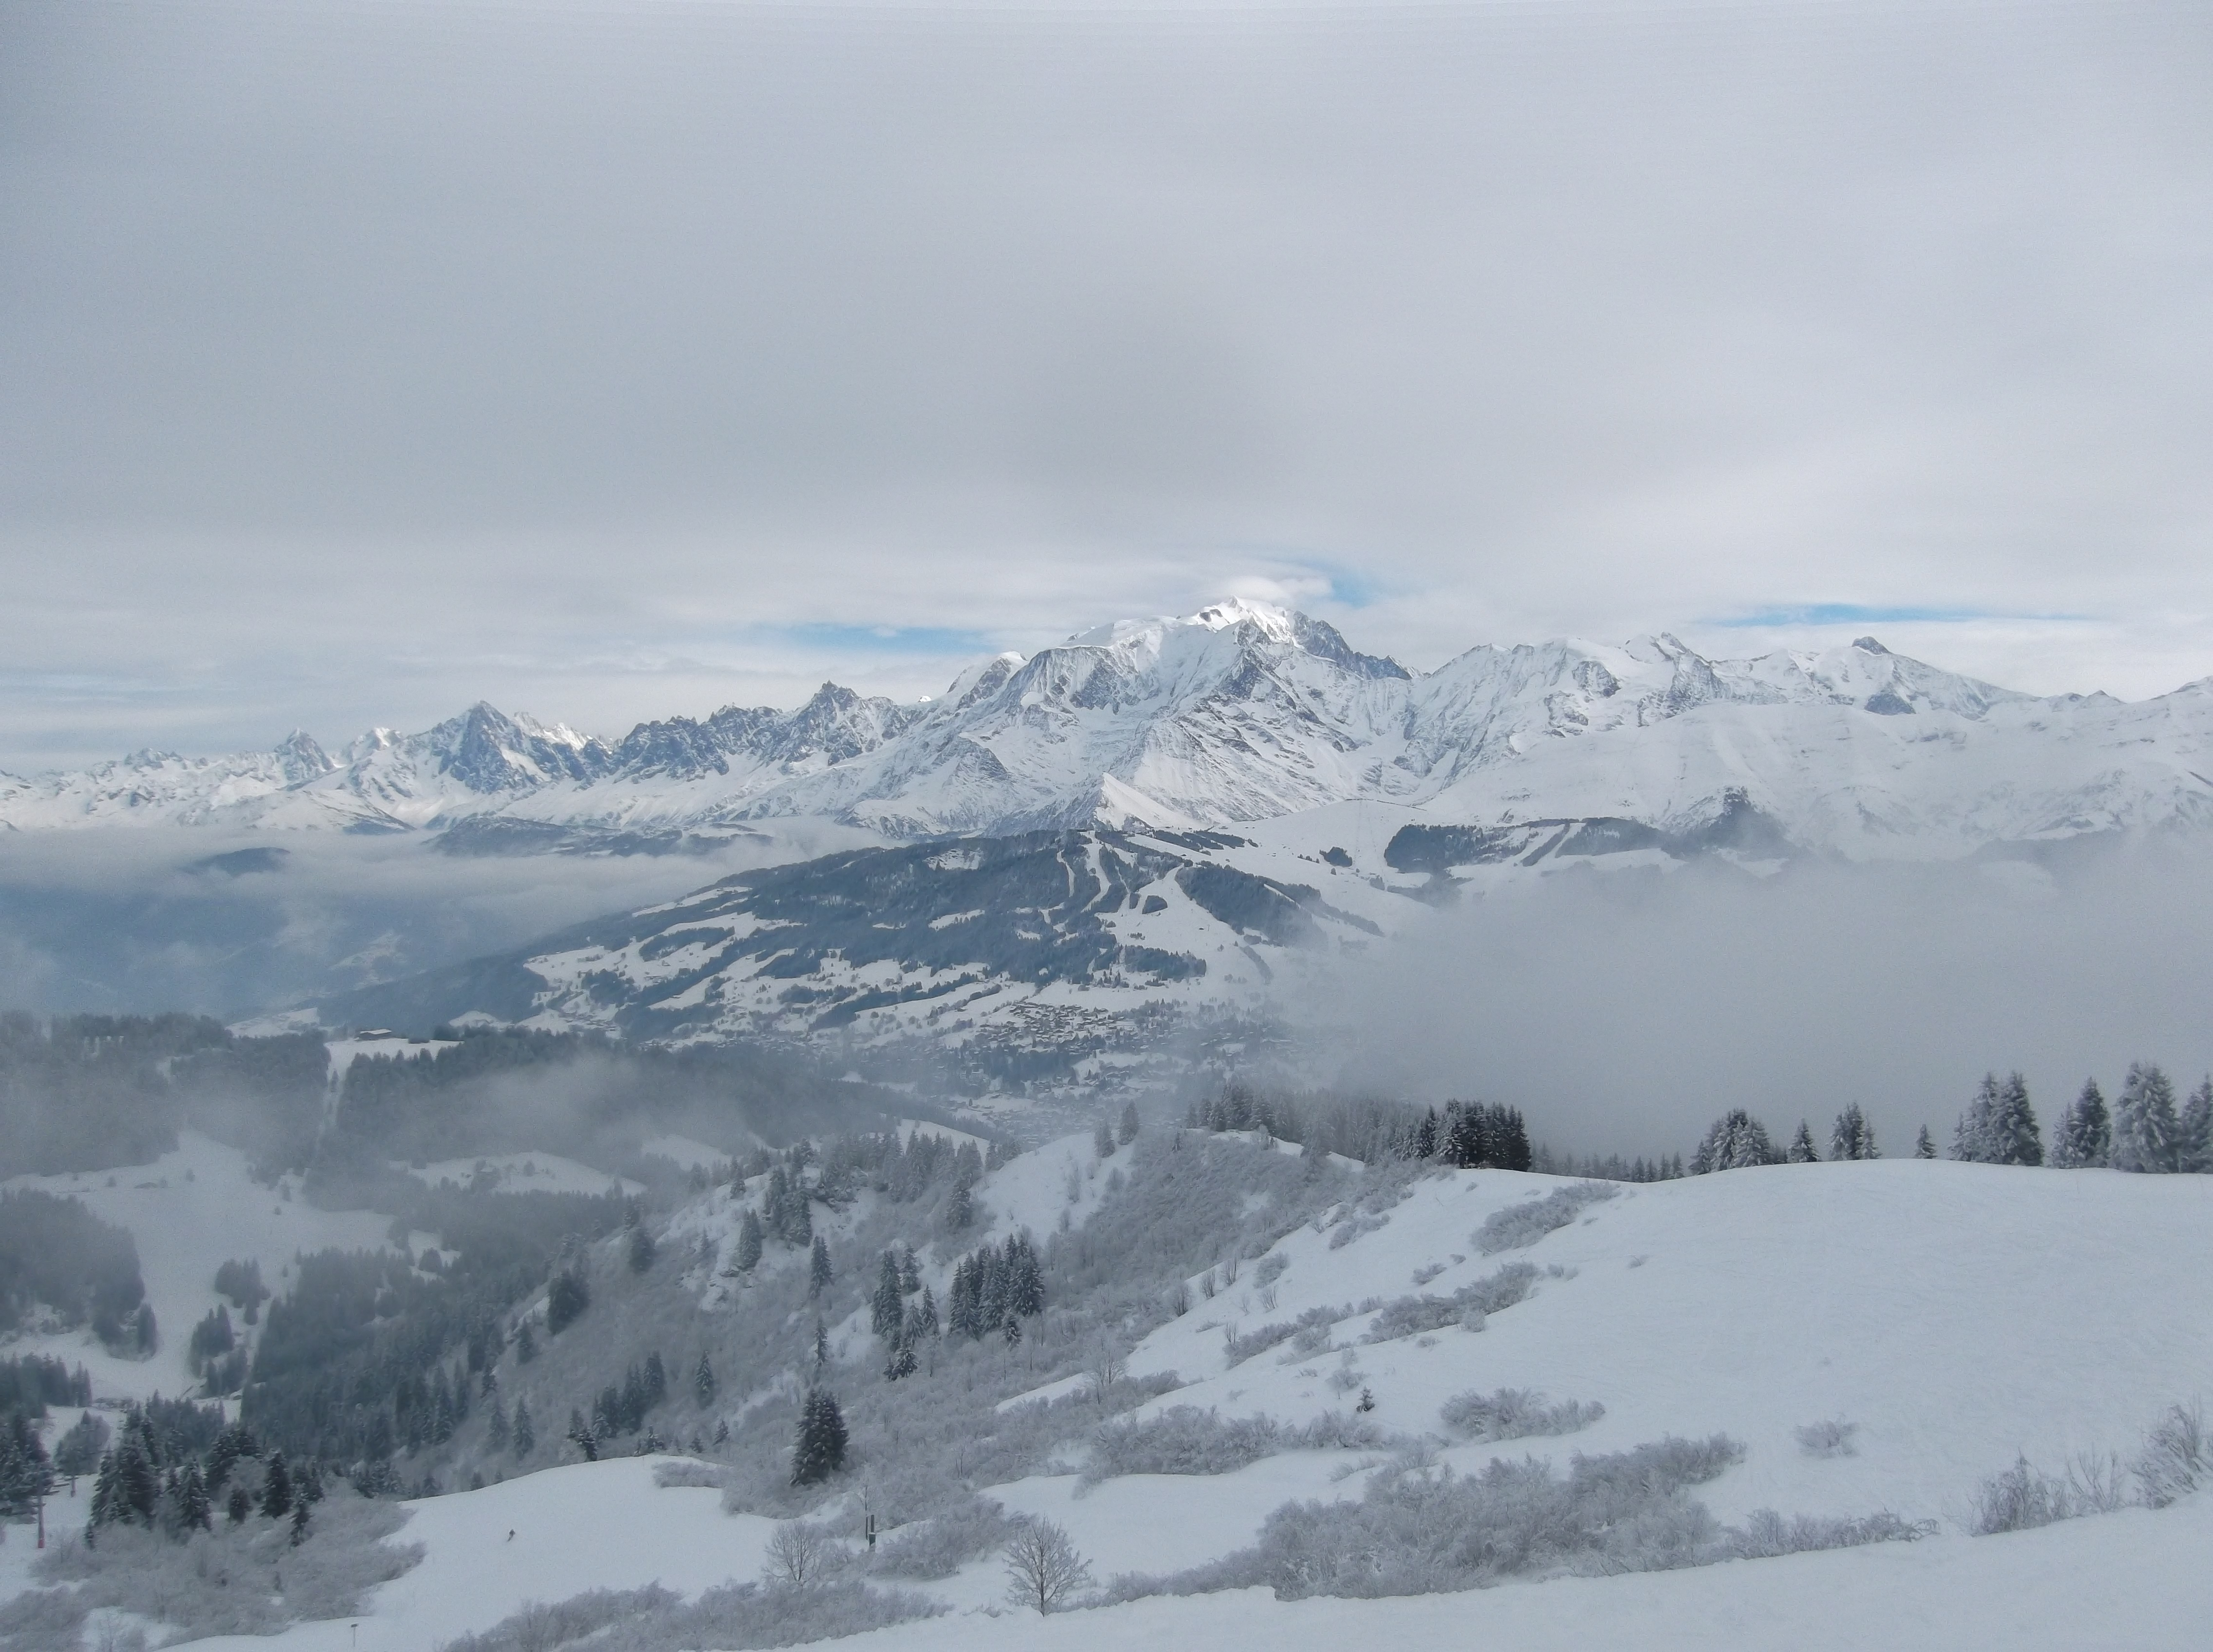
[14,1146,2208,1650]
[320,828,1401,1053]
[0,1132,394,1403]
[9,600,2209,864]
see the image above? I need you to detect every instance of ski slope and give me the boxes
[15,1154,2205,1649]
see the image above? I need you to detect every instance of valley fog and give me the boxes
[1301,839,2213,1162]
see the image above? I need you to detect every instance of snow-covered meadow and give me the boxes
[13,1132,2207,1650]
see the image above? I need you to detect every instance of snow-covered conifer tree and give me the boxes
[809,1236,833,1298]
[1830,1105,1878,1160]
[1953,1074,2001,1162]
[790,1389,848,1485]
[259,1451,293,1518]
[1690,1110,1775,1173]
[2179,1079,2213,1174]
[1985,1072,2043,1165]
[735,1208,765,1272]
[2051,1079,2111,1167]
[1786,1121,1819,1163]
[2114,1062,2181,1172]
[1914,1126,1935,1159]
[871,1251,904,1338]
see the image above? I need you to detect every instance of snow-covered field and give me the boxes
[0,1132,394,1401]
[15,1151,2206,1649]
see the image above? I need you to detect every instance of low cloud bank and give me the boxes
[1301,838,2213,1161]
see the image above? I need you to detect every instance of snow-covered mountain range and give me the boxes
[10,597,2213,861]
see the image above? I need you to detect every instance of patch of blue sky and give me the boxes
[1216,547,1385,609]
[1712,603,2086,629]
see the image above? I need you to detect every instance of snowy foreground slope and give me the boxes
[34,1151,2207,1652]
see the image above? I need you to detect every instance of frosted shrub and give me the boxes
[1475,1183,1618,1255]
[872,1494,1021,1579]
[1362,1263,1536,1344]
[1793,1420,1859,1458]
[438,1586,675,1652]
[1439,1387,1604,1442]
[1968,1456,2085,1534]
[1104,1433,1744,1601]
[1084,1406,1392,1486]
[2134,1402,2210,1507]
[1086,1407,1265,1483]
[1253,1253,1289,1288]
[1729,1509,1933,1557]
[1,1497,419,1651]
[1228,1304,1347,1366]
[444,1579,941,1652]
[651,1458,724,1489]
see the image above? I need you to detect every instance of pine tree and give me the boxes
[566,1410,598,1462]
[260,1451,293,1519]
[176,1461,212,1532]
[627,1221,657,1274]
[871,1252,903,1338]
[1005,1234,1045,1318]
[1786,1121,1819,1163]
[1118,1102,1140,1145]
[2178,1079,2213,1174]
[547,1266,590,1334]
[511,1397,535,1458]
[1830,1105,1878,1160]
[779,1181,814,1247]
[2114,1062,2181,1172]
[1954,1073,2003,1162]
[813,1318,830,1371]
[944,1179,973,1233]
[790,1389,848,1485]
[290,1498,311,1546]
[1986,1072,2043,1166]
[486,1394,511,1452]
[883,1328,917,1382]
[2051,1079,2111,1167]
[227,1482,253,1524]
[897,1245,920,1294]
[1914,1126,1936,1159]
[1093,1118,1116,1157]
[515,1321,537,1364]
[1690,1110,1775,1173]
[736,1209,764,1272]
[912,1286,939,1342]
[0,1413,51,1520]
[809,1236,833,1299]
[693,1351,717,1408]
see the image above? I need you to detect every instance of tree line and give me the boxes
[1684,1064,2213,1174]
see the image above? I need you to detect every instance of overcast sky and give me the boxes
[3,0,2209,770]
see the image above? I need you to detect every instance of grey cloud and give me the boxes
[2,1,2210,767]
[1304,839,2213,1163]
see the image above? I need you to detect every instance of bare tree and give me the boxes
[1002,1517,1094,1615]
[766,1519,832,1587]
[1088,1346,1125,1408]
